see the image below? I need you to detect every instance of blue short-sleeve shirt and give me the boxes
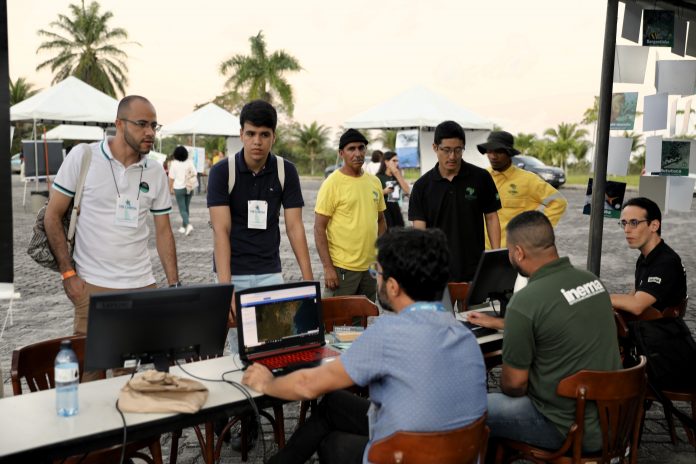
[341,306,487,463]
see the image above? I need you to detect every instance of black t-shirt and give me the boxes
[206,151,304,275]
[408,162,501,281]
[634,240,687,311]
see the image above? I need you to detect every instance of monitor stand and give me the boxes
[151,354,171,373]
[487,291,513,317]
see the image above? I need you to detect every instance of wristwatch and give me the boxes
[169,281,182,288]
[61,270,77,281]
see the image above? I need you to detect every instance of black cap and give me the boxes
[339,129,368,150]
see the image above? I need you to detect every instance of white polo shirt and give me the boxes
[53,139,172,288]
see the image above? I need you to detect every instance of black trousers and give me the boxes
[268,390,370,464]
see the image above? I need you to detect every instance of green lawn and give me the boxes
[565,173,640,188]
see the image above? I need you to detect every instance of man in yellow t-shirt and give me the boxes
[315,129,387,301]
[477,131,567,248]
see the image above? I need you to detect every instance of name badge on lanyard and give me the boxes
[114,193,140,228]
[248,200,268,229]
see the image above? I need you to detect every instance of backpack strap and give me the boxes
[67,146,92,242]
[228,153,285,194]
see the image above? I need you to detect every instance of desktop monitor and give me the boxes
[84,284,233,372]
[465,249,518,316]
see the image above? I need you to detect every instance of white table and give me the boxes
[0,356,261,462]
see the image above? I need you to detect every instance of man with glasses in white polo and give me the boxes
[314,129,386,301]
[409,121,501,282]
[610,197,686,315]
[45,96,179,351]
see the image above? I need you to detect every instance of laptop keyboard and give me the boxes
[257,346,339,370]
[461,321,499,338]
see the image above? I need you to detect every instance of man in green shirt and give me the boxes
[487,211,621,452]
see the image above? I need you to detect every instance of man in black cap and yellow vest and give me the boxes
[314,129,387,300]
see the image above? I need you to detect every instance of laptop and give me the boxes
[236,281,341,376]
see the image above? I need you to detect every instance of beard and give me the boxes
[510,256,529,278]
[124,129,151,155]
[377,281,395,313]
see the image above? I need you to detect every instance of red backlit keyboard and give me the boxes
[257,346,339,370]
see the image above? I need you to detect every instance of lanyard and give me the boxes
[107,159,144,199]
[402,302,447,314]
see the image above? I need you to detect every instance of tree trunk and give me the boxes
[310,150,315,176]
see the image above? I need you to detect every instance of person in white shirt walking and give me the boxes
[168,145,197,236]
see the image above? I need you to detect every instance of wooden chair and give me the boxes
[11,335,163,464]
[297,296,379,425]
[368,413,489,464]
[494,357,647,464]
[448,282,470,313]
[614,305,696,448]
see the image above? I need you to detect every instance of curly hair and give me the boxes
[376,227,449,301]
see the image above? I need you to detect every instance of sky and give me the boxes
[8,0,626,137]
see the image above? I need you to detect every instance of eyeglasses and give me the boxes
[618,219,649,229]
[368,263,382,279]
[437,146,464,156]
[120,118,162,132]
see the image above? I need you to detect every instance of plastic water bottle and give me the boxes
[55,340,79,417]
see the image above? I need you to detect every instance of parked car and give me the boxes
[512,155,565,188]
[10,153,21,174]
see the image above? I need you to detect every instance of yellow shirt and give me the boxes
[315,170,386,271]
[486,165,567,248]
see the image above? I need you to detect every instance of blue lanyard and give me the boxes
[402,302,447,314]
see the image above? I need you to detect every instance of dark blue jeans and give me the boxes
[268,390,369,464]
[173,188,192,227]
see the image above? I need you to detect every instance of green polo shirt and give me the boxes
[503,257,621,451]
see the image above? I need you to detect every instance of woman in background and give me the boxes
[168,146,197,236]
[376,151,410,228]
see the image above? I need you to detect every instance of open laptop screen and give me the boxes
[236,281,324,358]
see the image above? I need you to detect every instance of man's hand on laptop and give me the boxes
[242,363,273,393]
[466,311,505,330]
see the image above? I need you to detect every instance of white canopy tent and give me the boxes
[345,86,494,171]
[44,125,104,141]
[10,76,118,190]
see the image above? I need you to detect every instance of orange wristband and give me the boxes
[61,270,77,281]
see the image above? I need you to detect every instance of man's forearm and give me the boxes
[287,224,314,280]
[213,230,232,283]
[44,210,74,273]
[156,227,179,285]
[314,225,334,271]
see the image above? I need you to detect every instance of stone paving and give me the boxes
[1,174,695,463]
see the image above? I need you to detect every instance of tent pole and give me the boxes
[587,0,619,276]
[33,119,39,192]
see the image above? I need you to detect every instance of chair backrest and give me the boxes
[10,335,104,395]
[556,356,647,462]
[321,295,379,332]
[367,414,489,464]
[448,282,470,313]
[661,295,688,319]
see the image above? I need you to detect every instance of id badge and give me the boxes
[248,200,268,230]
[114,194,140,228]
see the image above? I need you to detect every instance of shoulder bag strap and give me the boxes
[67,148,92,241]
[227,155,236,195]
[276,154,285,191]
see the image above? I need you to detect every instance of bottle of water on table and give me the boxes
[55,340,79,416]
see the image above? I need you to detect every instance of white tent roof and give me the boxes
[160,103,240,137]
[44,125,105,141]
[10,76,118,124]
[344,86,493,130]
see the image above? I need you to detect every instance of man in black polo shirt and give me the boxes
[610,197,687,315]
[408,121,501,281]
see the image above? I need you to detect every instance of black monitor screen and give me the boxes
[84,284,233,371]
[465,249,518,315]
[22,140,64,178]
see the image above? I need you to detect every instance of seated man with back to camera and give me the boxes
[486,211,621,452]
[610,197,687,316]
[242,228,487,464]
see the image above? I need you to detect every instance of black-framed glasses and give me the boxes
[618,219,649,229]
[120,118,162,132]
[437,146,464,156]
[368,263,382,279]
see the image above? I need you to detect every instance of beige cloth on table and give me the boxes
[118,370,208,413]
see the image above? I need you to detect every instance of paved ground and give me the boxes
[1,174,695,463]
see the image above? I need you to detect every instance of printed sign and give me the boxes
[583,178,626,219]
[610,92,639,130]
[643,10,674,47]
[395,130,419,168]
[661,140,691,176]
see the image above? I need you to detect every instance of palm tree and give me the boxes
[544,123,589,170]
[514,133,537,154]
[220,31,301,116]
[293,122,330,176]
[10,77,39,106]
[581,96,599,125]
[36,0,134,97]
